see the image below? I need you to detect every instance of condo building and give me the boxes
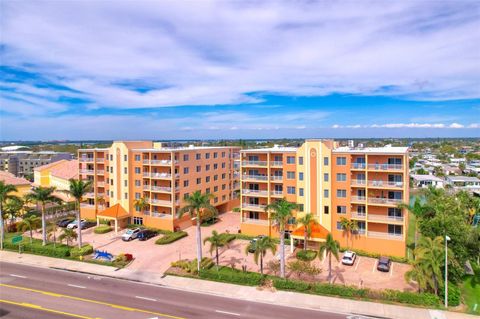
[78,141,240,231]
[240,140,409,257]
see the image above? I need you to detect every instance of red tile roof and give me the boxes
[0,171,31,186]
[50,160,79,180]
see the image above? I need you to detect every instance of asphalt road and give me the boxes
[0,262,348,319]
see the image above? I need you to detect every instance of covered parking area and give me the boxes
[291,222,329,252]
[96,203,131,235]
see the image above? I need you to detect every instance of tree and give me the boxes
[296,213,318,250]
[59,228,78,247]
[26,186,62,246]
[287,260,321,280]
[398,197,430,249]
[178,191,218,272]
[64,179,92,248]
[339,217,358,249]
[267,260,280,276]
[134,197,149,214]
[18,215,41,243]
[245,236,277,275]
[3,196,25,229]
[266,198,297,278]
[318,233,340,284]
[203,230,225,267]
[47,221,59,248]
[0,181,18,249]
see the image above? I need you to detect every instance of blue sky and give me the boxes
[0,1,479,140]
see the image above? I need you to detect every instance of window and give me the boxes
[124,167,127,174]
[336,222,343,230]
[183,154,189,161]
[184,193,189,199]
[135,192,140,199]
[214,186,218,192]
[196,178,201,184]
[299,172,304,181]
[221,162,225,168]
[110,167,113,173]
[336,173,346,181]
[222,184,226,190]
[135,167,141,174]
[196,166,201,172]
[214,152,218,158]
[287,186,295,194]
[222,195,226,201]
[324,206,329,215]
[124,155,128,161]
[324,173,329,182]
[286,156,295,164]
[206,188,211,194]
[110,154,113,161]
[124,180,128,187]
[324,157,329,165]
[214,175,218,181]
[298,204,304,212]
[222,173,226,179]
[110,191,114,197]
[299,156,303,165]
[337,189,347,197]
[222,152,226,158]
[287,171,295,179]
[388,224,403,235]
[184,167,189,174]
[214,197,218,203]
[336,157,347,165]
[324,189,329,198]
[213,163,218,170]
[183,180,189,187]
[124,192,128,199]
[206,164,210,171]
[206,176,211,182]
[135,155,140,161]
[388,208,402,218]
[337,206,347,214]
[299,188,304,196]
[135,180,141,187]
[196,154,201,160]
[110,179,113,185]
[133,217,143,225]
[205,153,210,159]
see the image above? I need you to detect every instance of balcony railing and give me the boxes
[241,203,267,211]
[270,175,283,181]
[368,214,404,223]
[148,199,173,206]
[241,217,268,225]
[80,169,94,174]
[152,212,172,219]
[144,185,175,193]
[84,192,95,198]
[368,231,403,241]
[144,172,177,179]
[351,196,366,202]
[368,197,403,205]
[242,189,269,196]
[242,160,268,167]
[351,179,366,186]
[96,170,105,175]
[97,182,105,187]
[80,203,95,208]
[242,175,268,181]
[351,163,366,170]
[270,161,283,167]
[368,181,404,188]
[368,164,403,171]
[270,190,283,196]
[351,212,366,220]
[79,158,94,162]
[142,211,150,216]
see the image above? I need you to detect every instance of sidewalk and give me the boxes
[0,251,474,319]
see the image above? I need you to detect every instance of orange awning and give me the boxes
[97,204,130,219]
[291,223,329,241]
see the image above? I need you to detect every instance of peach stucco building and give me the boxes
[78,141,240,231]
[239,140,409,257]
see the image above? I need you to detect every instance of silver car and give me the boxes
[341,251,357,266]
[122,228,141,241]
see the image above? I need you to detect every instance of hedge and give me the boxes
[439,285,461,307]
[155,231,188,245]
[94,225,113,234]
[3,240,71,258]
[199,267,264,286]
[234,233,292,245]
[126,224,172,235]
[296,249,317,261]
[70,244,94,258]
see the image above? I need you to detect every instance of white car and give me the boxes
[341,251,357,266]
[67,219,85,229]
[122,228,141,241]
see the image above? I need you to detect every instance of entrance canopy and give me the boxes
[291,223,330,242]
[96,204,131,235]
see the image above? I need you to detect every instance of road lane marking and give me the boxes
[9,274,27,278]
[0,299,95,319]
[0,283,185,319]
[135,296,157,302]
[354,257,361,271]
[215,310,241,316]
[68,284,86,289]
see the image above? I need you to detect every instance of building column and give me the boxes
[96,217,99,226]
[290,236,294,253]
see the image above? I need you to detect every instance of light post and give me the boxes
[444,235,451,308]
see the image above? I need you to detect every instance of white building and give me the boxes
[411,174,445,189]
[446,176,480,192]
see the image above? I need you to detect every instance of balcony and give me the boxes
[96,158,105,163]
[270,175,283,182]
[152,212,172,219]
[351,163,366,170]
[368,214,404,223]
[80,203,95,208]
[351,179,366,187]
[367,231,403,241]
[351,196,366,203]
[80,169,94,174]
[368,181,404,189]
[270,161,283,167]
[270,190,283,197]
[96,170,105,175]
[241,217,269,226]
[242,189,269,196]
[142,211,150,216]
[148,198,173,206]
[242,175,268,182]
[79,158,94,162]
[84,192,95,198]
[242,161,268,167]
[144,172,177,179]
[150,159,178,166]
[368,164,403,171]
[241,203,267,211]
[368,197,403,206]
[97,182,105,187]
[351,212,366,220]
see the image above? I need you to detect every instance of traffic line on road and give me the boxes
[215,309,241,316]
[68,284,87,289]
[0,283,185,319]
[9,274,27,278]
[135,296,157,302]
[0,299,96,319]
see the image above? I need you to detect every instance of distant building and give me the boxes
[34,160,79,202]
[0,171,32,197]
[411,174,444,189]
[0,151,72,177]
[446,176,480,192]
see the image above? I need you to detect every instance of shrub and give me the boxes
[381,289,440,307]
[126,224,172,235]
[98,219,111,225]
[171,258,214,274]
[113,253,129,268]
[3,240,70,258]
[155,231,188,244]
[273,279,311,291]
[313,283,368,298]
[267,260,280,276]
[70,244,94,258]
[296,249,317,261]
[199,267,264,286]
[439,285,461,307]
[94,225,112,234]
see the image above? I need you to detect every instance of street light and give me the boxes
[445,235,451,308]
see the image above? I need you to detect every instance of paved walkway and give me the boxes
[0,251,473,319]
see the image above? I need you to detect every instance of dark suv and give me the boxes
[247,235,267,253]
[137,229,158,241]
[377,256,392,272]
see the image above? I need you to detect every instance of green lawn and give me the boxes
[406,212,416,260]
[461,263,480,315]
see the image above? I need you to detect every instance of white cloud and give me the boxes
[332,122,475,129]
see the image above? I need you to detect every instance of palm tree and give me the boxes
[18,215,41,244]
[26,187,62,246]
[64,179,92,248]
[0,181,18,249]
[59,228,78,247]
[178,191,218,272]
[266,198,297,278]
[339,217,358,249]
[47,221,59,248]
[319,233,340,284]
[405,236,445,295]
[203,230,225,267]
[245,236,277,275]
[296,213,318,250]
[4,196,25,230]
[399,196,430,249]
[134,197,149,214]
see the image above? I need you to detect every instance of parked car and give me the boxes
[67,219,85,229]
[377,256,392,272]
[122,228,141,241]
[341,251,357,266]
[137,229,158,241]
[82,221,96,229]
[248,235,266,253]
[57,218,74,228]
